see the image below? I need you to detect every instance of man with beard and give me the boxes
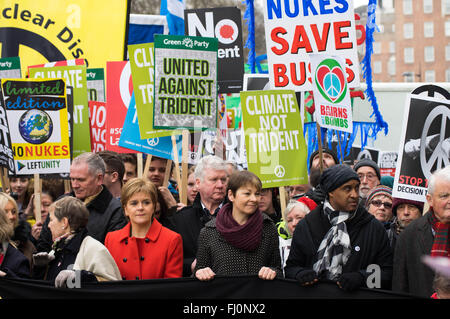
[167,155,228,276]
[353,159,381,206]
[285,164,393,291]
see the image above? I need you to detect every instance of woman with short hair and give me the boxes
[32,196,121,286]
[105,178,183,280]
[194,170,282,281]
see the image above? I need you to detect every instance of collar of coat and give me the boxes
[81,185,114,213]
[116,219,163,243]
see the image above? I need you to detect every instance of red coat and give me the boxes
[105,219,183,280]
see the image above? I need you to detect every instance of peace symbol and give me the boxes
[0,27,65,62]
[420,105,450,179]
[274,165,285,178]
[147,137,159,147]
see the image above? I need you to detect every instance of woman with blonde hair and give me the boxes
[0,192,36,268]
[0,208,30,278]
[105,177,183,280]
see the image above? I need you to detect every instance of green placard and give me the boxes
[129,42,174,138]
[240,90,308,188]
[153,34,218,130]
[29,65,91,157]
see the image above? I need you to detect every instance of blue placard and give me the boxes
[119,93,182,160]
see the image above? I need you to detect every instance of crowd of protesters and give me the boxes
[0,149,448,299]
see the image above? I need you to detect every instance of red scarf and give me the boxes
[430,212,450,257]
[215,202,263,252]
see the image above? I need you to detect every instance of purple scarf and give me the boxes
[215,202,263,251]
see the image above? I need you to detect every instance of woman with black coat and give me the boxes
[194,170,282,281]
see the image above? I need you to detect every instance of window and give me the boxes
[373,61,382,74]
[424,22,434,38]
[443,0,450,15]
[425,70,435,82]
[373,42,382,54]
[389,41,395,54]
[424,46,434,62]
[446,69,450,82]
[424,0,433,13]
[404,47,414,64]
[388,56,396,76]
[446,21,450,36]
[403,23,414,39]
[403,72,414,82]
[403,0,413,15]
[446,44,450,61]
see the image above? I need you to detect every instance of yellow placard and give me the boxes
[0,1,129,77]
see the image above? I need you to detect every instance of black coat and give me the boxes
[392,211,435,297]
[33,228,96,283]
[285,204,393,289]
[194,214,282,278]
[166,193,228,277]
[36,186,127,252]
[0,243,30,279]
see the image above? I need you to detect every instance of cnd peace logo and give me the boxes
[315,58,347,104]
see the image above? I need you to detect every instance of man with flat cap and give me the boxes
[285,164,393,291]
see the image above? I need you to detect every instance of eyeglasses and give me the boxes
[370,200,392,209]
[358,173,377,181]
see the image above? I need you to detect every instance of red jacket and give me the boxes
[105,219,183,280]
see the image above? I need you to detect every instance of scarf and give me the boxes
[215,202,263,252]
[51,231,76,255]
[430,212,450,257]
[313,201,353,280]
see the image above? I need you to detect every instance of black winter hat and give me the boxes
[353,158,381,181]
[320,164,360,194]
[309,148,339,168]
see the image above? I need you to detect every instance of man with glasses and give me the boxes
[353,159,381,206]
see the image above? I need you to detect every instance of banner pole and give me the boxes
[137,153,143,178]
[181,130,189,205]
[171,135,182,199]
[316,122,324,174]
[33,173,41,224]
[143,154,152,181]
[163,160,173,187]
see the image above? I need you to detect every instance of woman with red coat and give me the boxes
[105,178,183,280]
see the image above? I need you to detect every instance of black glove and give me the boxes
[337,272,365,292]
[296,269,318,286]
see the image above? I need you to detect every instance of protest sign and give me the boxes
[28,63,91,157]
[128,42,174,139]
[105,61,137,154]
[86,68,105,102]
[311,54,352,133]
[119,93,182,160]
[88,101,106,152]
[0,0,128,77]
[153,34,218,130]
[0,90,14,174]
[187,129,247,169]
[240,89,308,188]
[185,7,244,93]
[262,0,359,91]
[393,93,450,202]
[0,57,21,79]
[1,78,71,174]
[378,151,398,177]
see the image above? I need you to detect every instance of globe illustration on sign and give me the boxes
[18,109,53,144]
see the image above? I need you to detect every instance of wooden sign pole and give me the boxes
[143,154,152,181]
[180,130,189,205]
[137,153,143,178]
[33,173,41,224]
